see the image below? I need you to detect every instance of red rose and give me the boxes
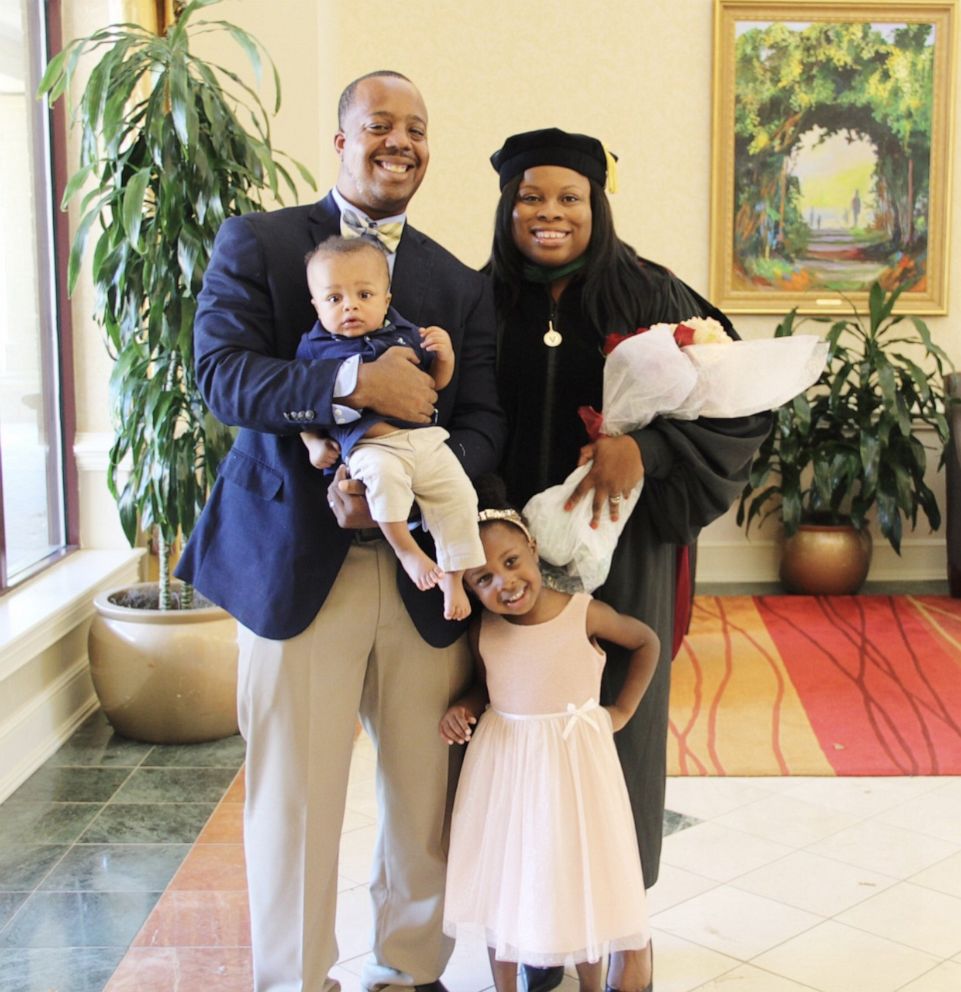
[602,327,649,356]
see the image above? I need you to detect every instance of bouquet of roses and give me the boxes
[524,317,827,592]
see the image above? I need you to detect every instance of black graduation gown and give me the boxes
[497,261,772,886]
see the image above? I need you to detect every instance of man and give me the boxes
[177,70,505,992]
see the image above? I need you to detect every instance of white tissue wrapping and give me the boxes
[523,331,828,592]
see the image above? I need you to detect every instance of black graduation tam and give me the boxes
[490,127,615,190]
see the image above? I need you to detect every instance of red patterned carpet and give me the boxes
[668,595,961,776]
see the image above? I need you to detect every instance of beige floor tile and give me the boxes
[910,849,961,898]
[660,821,794,883]
[780,776,941,817]
[712,793,860,847]
[807,818,956,879]
[836,881,961,958]
[338,874,362,894]
[900,960,961,991]
[346,790,380,821]
[876,784,961,845]
[335,884,374,963]
[349,752,377,788]
[335,952,368,977]
[342,807,376,833]
[689,962,822,990]
[644,929,741,992]
[330,958,370,991]
[665,777,778,820]
[338,822,378,886]
[647,864,720,915]
[753,919,938,992]
[918,777,961,801]
[731,849,896,916]
[651,884,819,960]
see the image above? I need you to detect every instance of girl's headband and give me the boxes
[477,507,535,546]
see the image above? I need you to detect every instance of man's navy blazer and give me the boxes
[175,193,505,646]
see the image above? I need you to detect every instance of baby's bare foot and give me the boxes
[396,547,444,591]
[441,574,471,621]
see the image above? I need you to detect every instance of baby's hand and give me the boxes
[440,705,477,745]
[301,432,340,470]
[420,325,453,364]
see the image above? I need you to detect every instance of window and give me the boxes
[0,0,75,589]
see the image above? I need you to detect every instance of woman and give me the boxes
[487,128,772,992]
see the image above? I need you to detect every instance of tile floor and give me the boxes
[2,713,961,991]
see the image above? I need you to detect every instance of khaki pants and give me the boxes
[347,427,485,572]
[238,541,472,992]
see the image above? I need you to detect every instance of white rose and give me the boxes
[683,316,731,345]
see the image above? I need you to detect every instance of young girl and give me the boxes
[440,486,659,992]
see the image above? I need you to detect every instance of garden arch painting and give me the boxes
[710,1,956,314]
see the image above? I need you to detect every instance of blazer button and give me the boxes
[305,409,315,419]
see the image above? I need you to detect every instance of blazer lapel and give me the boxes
[308,192,341,246]
[391,226,433,316]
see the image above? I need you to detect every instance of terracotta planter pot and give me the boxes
[88,582,239,744]
[780,522,873,595]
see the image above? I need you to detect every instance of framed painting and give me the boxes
[710,1,956,314]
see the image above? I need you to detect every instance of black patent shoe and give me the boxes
[520,965,565,992]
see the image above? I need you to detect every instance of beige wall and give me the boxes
[65,0,961,581]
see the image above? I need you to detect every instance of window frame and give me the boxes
[0,0,78,593]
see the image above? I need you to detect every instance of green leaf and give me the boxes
[60,164,96,208]
[876,490,902,554]
[223,24,264,87]
[177,226,203,289]
[868,281,884,330]
[67,207,101,294]
[168,60,191,146]
[875,360,897,409]
[121,167,152,249]
[37,47,69,102]
[40,0,313,591]
[860,432,880,490]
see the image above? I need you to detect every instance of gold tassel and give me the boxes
[603,145,619,194]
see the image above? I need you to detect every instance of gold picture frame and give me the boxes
[710,0,956,314]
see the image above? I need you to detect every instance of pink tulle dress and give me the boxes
[443,593,649,965]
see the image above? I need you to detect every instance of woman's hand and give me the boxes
[327,464,376,530]
[566,434,644,529]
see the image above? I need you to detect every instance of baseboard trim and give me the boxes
[697,537,947,585]
[0,658,99,802]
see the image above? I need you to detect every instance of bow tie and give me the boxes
[340,208,403,253]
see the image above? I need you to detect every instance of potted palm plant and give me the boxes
[39,0,312,741]
[737,281,953,594]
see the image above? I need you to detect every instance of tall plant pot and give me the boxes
[780,522,873,595]
[88,582,239,744]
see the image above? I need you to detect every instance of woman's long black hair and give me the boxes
[487,174,659,334]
